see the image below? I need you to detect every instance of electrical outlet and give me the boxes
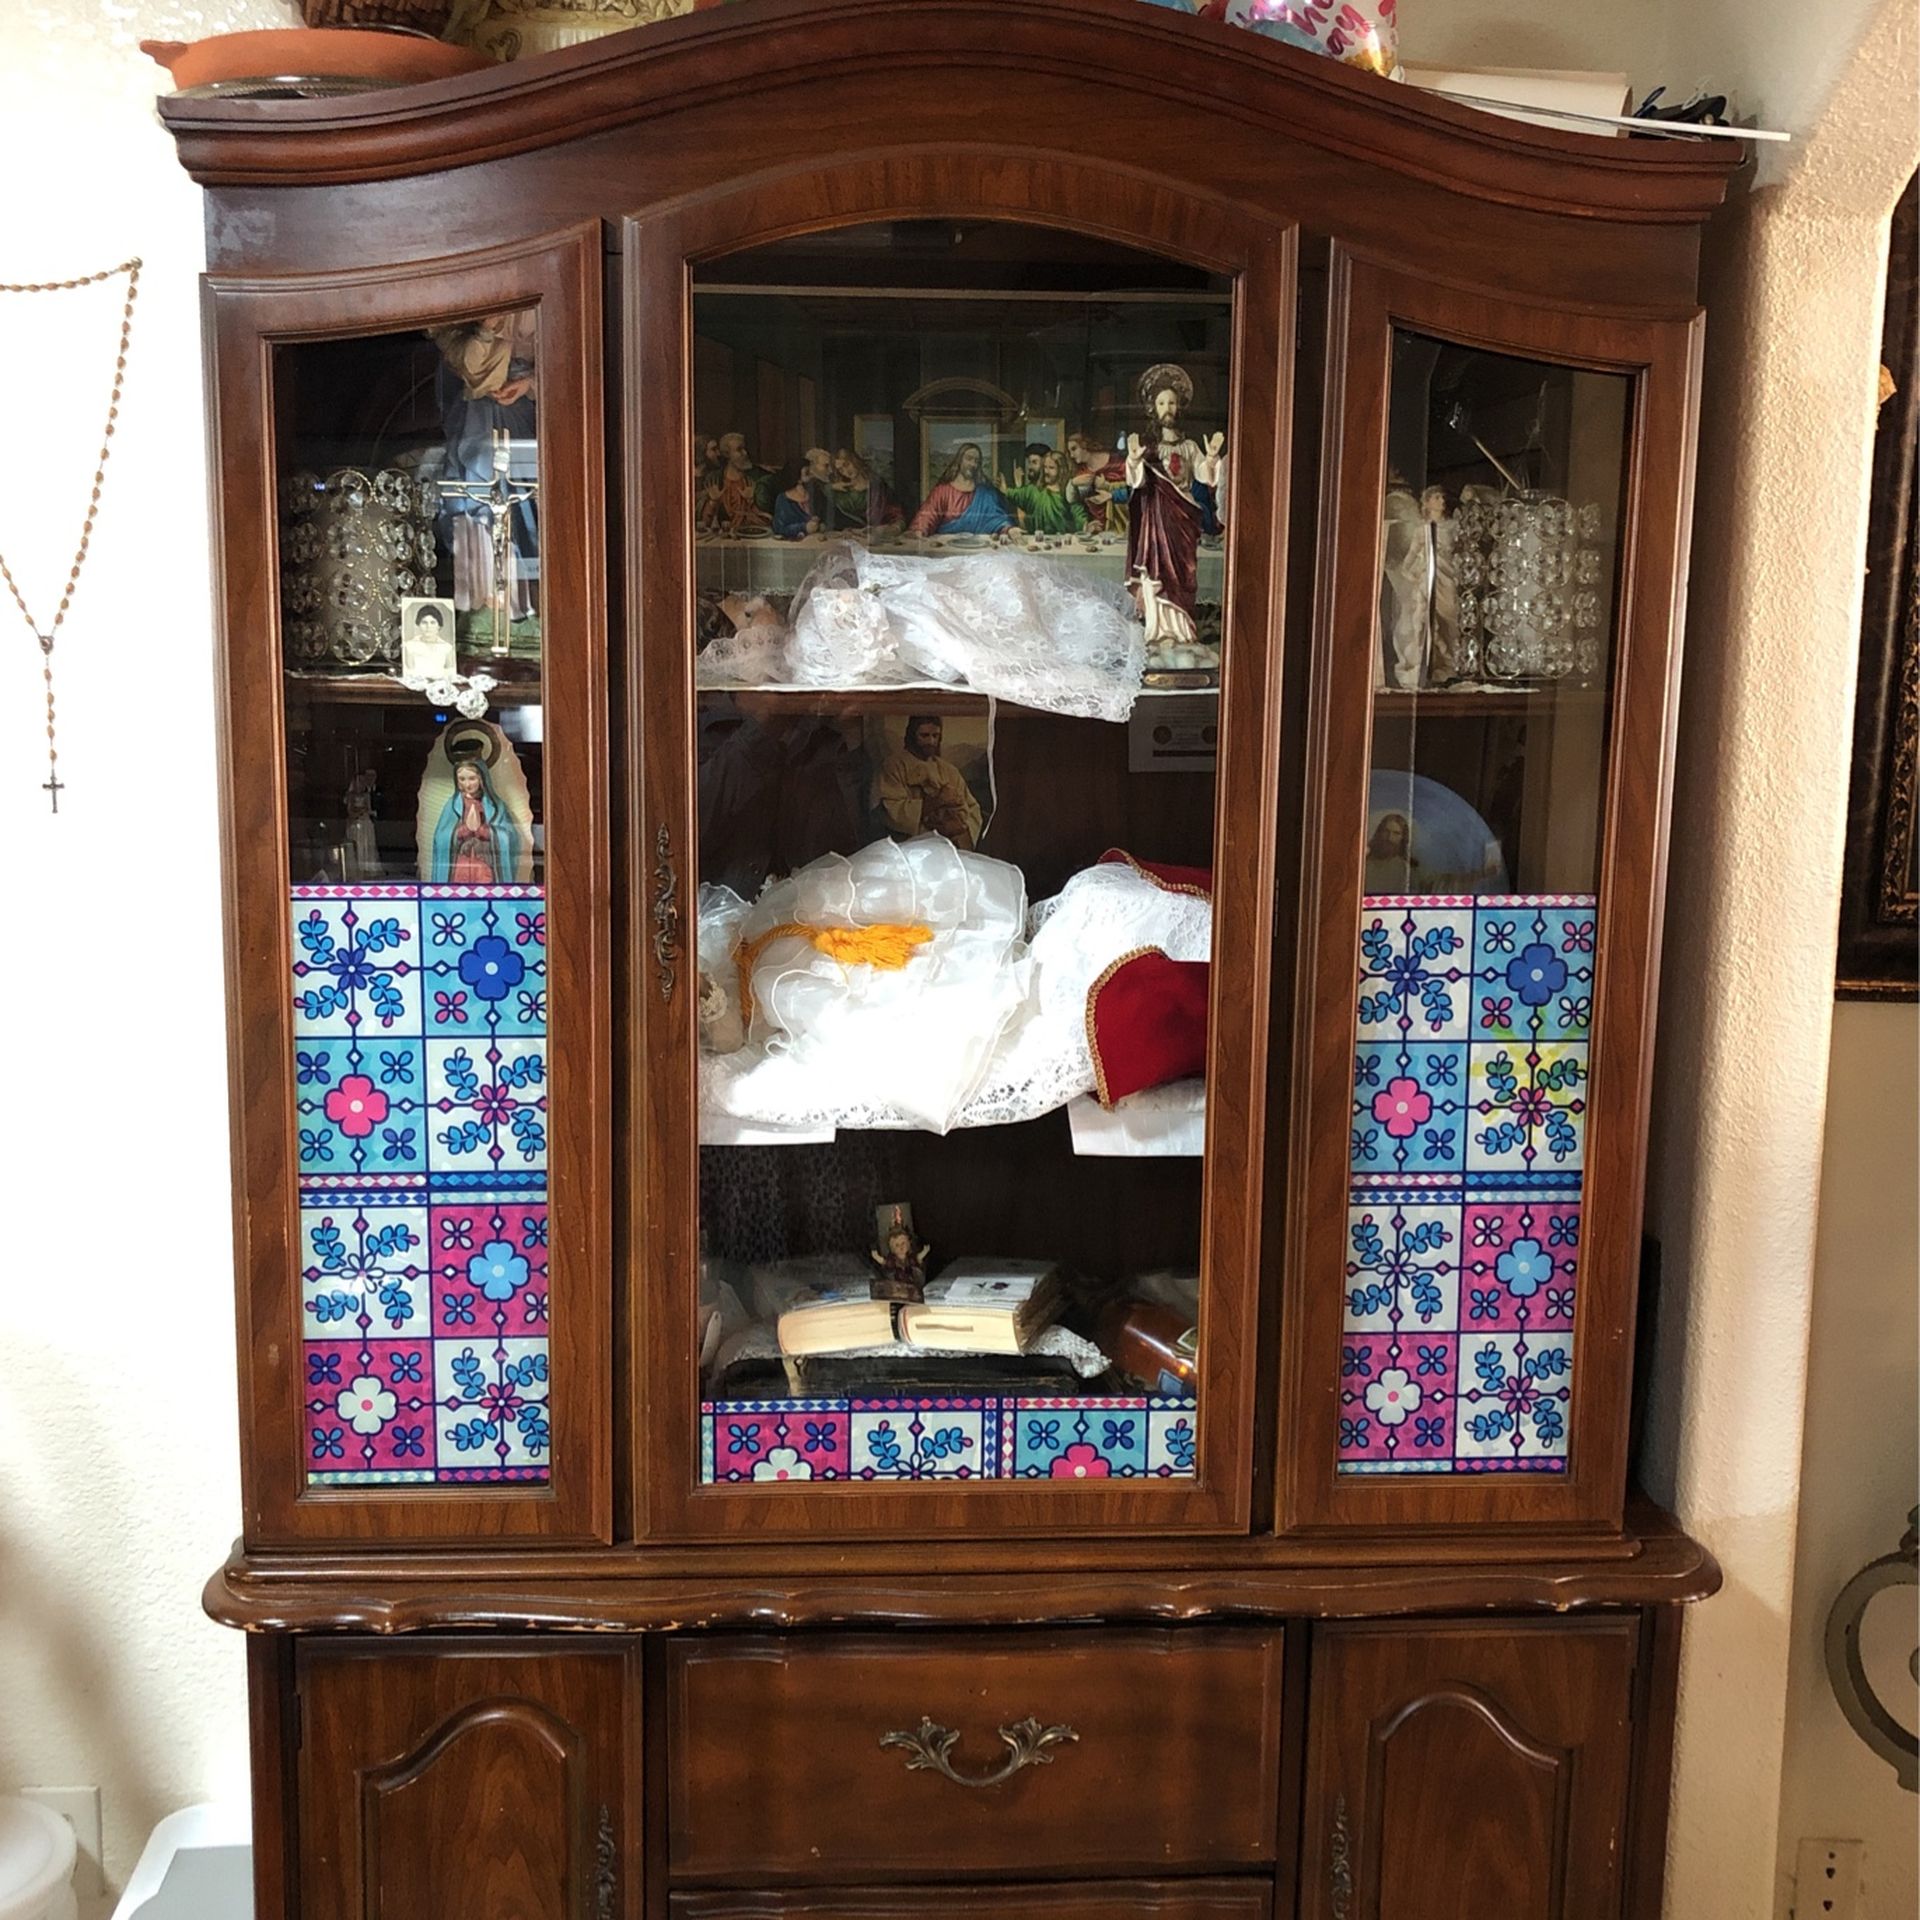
[1793,1838,1865,1920]
[21,1787,103,1898]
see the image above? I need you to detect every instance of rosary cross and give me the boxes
[0,256,142,813]
[35,634,62,811]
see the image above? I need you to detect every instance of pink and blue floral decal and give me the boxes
[1338,895,1592,1475]
[700,1396,1196,1483]
[296,883,552,1486]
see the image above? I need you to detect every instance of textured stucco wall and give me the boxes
[0,3,296,1908]
[1640,3,1918,1916]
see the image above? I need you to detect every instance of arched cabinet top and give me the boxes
[162,0,1737,307]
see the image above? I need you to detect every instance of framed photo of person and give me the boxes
[414,718,536,884]
[400,595,458,682]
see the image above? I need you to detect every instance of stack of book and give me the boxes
[776,1257,1066,1358]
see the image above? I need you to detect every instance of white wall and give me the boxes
[1395,0,1666,89]
[1775,999,1919,1919]
[0,2,294,1908]
[0,2,1912,1913]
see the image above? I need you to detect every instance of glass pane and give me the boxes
[1339,330,1630,1479]
[691,222,1229,1489]
[275,312,553,1489]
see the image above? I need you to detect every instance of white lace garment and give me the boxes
[698,540,1148,723]
[699,842,1213,1135]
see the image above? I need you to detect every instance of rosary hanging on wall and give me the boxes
[0,257,141,812]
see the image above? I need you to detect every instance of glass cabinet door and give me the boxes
[1280,254,1703,1531]
[208,233,607,1543]
[632,187,1292,1536]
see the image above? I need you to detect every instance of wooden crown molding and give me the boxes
[156,0,1739,223]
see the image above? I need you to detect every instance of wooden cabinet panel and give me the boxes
[666,1627,1285,1884]
[1299,1620,1638,1920]
[671,1883,1272,1919]
[296,1643,634,1920]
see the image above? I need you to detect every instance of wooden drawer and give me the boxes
[665,1627,1285,1884]
[672,1881,1272,1918]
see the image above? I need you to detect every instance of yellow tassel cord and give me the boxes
[735,921,934,1026]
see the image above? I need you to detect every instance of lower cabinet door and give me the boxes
[295,1642,637,1920]
[1299,1620,1639,1920]
[670,1886,1271,1919]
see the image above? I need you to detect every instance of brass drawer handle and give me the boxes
[880,1714,1079,1788]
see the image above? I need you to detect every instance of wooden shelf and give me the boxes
[695,682,1215,716]
[1373,684,1608,719]
[283,670,544,709]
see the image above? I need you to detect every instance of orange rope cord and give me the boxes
[735,920,934,1027]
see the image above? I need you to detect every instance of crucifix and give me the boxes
[438,427,539,658]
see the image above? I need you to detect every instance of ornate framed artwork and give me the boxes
[1837,172,1918,999]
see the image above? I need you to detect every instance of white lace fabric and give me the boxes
[699,541,1148,723]
[698,842,1214,1135]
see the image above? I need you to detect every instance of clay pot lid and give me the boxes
[141,26,492,97]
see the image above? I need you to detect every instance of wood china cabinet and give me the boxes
[162,4,1736,1913]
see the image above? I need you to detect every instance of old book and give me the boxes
[774,1284,899,1357]
[774,1257,1065,1358]
[897,1258,1064,1355]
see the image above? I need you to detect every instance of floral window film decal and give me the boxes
[294,883,553,1486]
[1339,896,1592,1475]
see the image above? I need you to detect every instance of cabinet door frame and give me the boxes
[1277,252,1705,1535]
[626,155,1294,1539]
[1297,1616,1642,1920]
[293,1637,639,1920]
[206,226,611,1545]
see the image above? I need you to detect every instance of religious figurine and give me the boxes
[699,431,776,535]
[873,714,983,849]
[869,1202,929,1306]
[830,447,903,530]
[905,441,1015,537]
[1003,448,1088,536]
[697,970,746,1053]
[1124,364,1225,634]
[429,309,539,623]
[343,767,379,882]
[1422,485,1465,684]
[1379,481,1429,688]
[430,757,519,885]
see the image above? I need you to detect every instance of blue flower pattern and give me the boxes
[1342,897,1589,1476]
[296,883,552,1486]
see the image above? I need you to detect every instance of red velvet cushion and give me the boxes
[1098,848,1213,897]
[1087,947,1211,1107]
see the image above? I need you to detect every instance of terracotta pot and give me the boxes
[140,27,492,94]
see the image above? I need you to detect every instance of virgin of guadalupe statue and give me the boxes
[1124,364,1224,629]
[430,309,539,616]
[431,757,520,885]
